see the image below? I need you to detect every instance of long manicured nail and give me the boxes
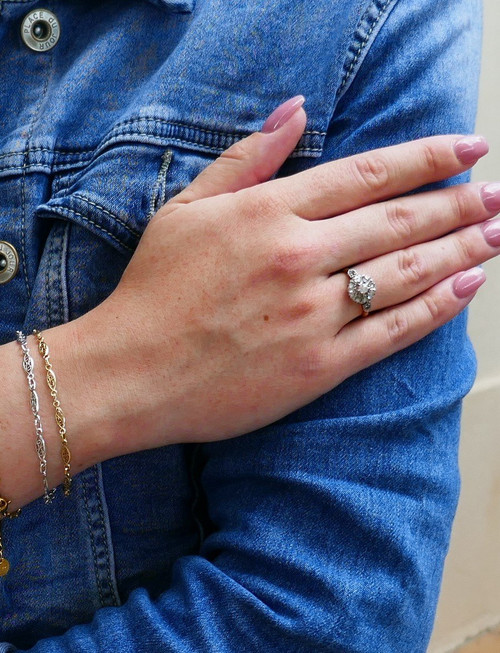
[454,135,489,165]
[482,217,500,247]
[261,95,305,133]
[453,268,486,298]
[481,182,500,212]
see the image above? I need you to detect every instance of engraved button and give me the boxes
[0,241,19,285]
[21,9,61,52]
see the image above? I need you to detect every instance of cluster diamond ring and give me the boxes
[346,268,376,317]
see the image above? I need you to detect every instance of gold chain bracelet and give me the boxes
[33,330,73,497]
[0,496,21,577]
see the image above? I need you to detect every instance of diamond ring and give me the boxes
[346,268,376,317]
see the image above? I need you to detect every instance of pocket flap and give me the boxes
[36,143,173,255]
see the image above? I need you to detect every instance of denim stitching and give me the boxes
[41,206,134,252]
[0,123,323,174]
[109,116,326,138]
[107,132,324,154]
[0,129,324,162]
[70,194,142,238]
[338,0,395,95]
[93,464,117,604]
[0,126,324,162]
[0,164,52,174]
[94,133,323,158]
[0,132,323,176]
[82,470,105,605]
[0,147,95,161]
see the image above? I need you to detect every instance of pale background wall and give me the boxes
[428,2,500,651]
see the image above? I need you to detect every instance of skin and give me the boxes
[0,107,497,512]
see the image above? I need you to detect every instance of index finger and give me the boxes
[269,134,489,221]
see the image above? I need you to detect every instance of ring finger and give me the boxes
[327,216,500,325]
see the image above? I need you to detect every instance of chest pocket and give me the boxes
[34,141,220,321]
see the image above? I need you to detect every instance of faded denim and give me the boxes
[0,0,482,651]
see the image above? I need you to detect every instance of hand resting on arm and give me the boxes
[0,105,496,511]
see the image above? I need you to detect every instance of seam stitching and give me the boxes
[0,147,95,161]
[93,464,115,603]
[338,0,393,94]
[41,206,134,252]
[108,116,326,138]
[0,134,323,175]
[82,471,105,605]
[69,194,142,238]
[95,133,323,155]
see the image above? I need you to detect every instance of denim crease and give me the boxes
[0,0,482,650]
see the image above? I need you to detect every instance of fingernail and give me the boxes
[454,135,489,165]
[482,217,500,247]
[481,182,500,212]
[453,267,486,299]
[261,95,305,133]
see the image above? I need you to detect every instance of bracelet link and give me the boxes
[16,331,57,505]
[33,330,73,497]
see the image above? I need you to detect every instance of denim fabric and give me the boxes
[0,0,482,651]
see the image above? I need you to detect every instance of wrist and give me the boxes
[48,297,180,465]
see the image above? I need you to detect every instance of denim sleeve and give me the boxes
[1,0,482,651]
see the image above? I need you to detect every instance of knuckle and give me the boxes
[397,248,427,284]
[423,294,444,321]
[450,186,474,226]
[351,155,391,194]
[220,137,253,165]
[267,241,317,279]
[385,201,417,239]
[420,143,442,175]
[453,233,476,263]
[249,187,291,220]
[387,309,411,345]
[295,343,329,380]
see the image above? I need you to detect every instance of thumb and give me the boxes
[166,95,307,207]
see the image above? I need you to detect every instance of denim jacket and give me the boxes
[0,0,482,651]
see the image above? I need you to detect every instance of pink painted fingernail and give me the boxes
[482,217,500,247]
[261,95,305,133]
[454,135,489,165]
[481,182,500,212]
[453,268,486,299]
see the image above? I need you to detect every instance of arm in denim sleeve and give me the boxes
[0,0,482,650]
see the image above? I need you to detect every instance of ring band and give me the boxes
[346,268,376,317]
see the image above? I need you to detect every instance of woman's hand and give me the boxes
[76,102,496,453]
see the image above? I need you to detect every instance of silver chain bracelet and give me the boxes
[16,331,57,505]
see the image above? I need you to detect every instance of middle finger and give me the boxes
[313,181,500,274]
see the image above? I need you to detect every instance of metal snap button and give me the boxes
[0,241,19,285]
[21,9,60,52]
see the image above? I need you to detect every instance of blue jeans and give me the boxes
[0,0,482,650]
